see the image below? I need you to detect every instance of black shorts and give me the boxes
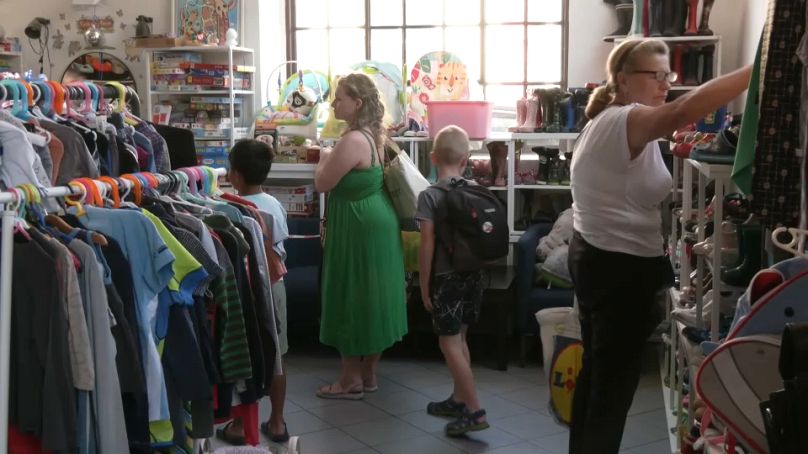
[431,271,484,336]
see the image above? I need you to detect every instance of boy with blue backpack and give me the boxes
[416,125,509,436]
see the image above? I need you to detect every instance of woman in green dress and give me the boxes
[314,73,408,399]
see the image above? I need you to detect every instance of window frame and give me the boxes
[284,0,569,103]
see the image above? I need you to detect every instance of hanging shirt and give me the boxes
[48,134,65,182]
[11,237,77,452]
[68,239,129,454]
[141,209,208,341]
[242,216,283,377]
[73,205,175,422]
[0,120,48,190]
[242,192,289,262]
[29,229,95,391]
[39,120,100,184]
[135,122,171,172]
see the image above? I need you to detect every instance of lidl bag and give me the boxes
[536,301,582,427]
[382,139,430,221]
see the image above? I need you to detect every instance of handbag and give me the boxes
[356,130,430,221]
[381,137,430,221]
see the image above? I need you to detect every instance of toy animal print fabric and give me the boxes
[408,51,469,130]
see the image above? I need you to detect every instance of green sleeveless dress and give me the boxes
[319,142,408,356]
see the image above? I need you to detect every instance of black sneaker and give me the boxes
[426,396,465,418]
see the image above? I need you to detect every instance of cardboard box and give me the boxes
[134,37,195,48]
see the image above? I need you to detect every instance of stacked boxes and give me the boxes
[263,184,317,216]
[151,53,254,92]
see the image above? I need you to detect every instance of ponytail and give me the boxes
[585,84,615,119]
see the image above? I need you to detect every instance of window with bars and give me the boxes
[286,0,568,108]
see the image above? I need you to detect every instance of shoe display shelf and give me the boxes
[393,132,579,244]
[664,158,737,451]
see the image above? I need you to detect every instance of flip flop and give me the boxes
[363,385,379,393]
[261,421,290,443]
[316,383,364,400]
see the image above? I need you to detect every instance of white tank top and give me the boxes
[571,104,673,257]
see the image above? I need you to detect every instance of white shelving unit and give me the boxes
[0,52,22,74]
[664,158,737,451]
[142,46,257,151]
[392,132,577,243]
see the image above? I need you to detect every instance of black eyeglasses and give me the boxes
[633,70,678,83]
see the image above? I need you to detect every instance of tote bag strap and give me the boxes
[357,129,380,167]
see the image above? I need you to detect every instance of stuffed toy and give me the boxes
[537,208,574,260]
[284,86,318,117]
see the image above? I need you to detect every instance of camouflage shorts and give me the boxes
[430,271,484,336]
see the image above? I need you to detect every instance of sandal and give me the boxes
[215,420,246,446]
[316,383,364,400]
[445,408,490,437]
[261,420,290,443]
[426,396,466,418]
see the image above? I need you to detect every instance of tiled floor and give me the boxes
[211,347,673,454]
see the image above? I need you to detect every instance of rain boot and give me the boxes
[649,0,664,37]
[629,0,645,36]
[558,92,575,133]
[520,89,542,132]
[701,44,715,83]
[643,0,651,36]
[538,88,562,133]
[721,224,762,287]
[698,0,715,35]
[684,0,699,35]
[604,3,635,42]
[663,0,686,36]
[487,141,508,187]
[683,47,700,86]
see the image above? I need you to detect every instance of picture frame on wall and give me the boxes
[170,0,242,45]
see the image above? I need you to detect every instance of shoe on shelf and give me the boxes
[690,125,740,164]
[721,224,763,287]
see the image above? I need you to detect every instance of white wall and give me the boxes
[739,0,768,65]
[568,0,614,87]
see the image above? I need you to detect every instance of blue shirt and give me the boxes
[73,206,175,421]
[244,192,289,261]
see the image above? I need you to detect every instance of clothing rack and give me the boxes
[0,78,142,117]
[0,167,227,454]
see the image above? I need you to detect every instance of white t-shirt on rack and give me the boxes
[571,104,673,257]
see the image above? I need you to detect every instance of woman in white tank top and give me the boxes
[567,39,752,454]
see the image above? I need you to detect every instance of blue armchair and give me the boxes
[283,217,321,329]
[516,222,575,365]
